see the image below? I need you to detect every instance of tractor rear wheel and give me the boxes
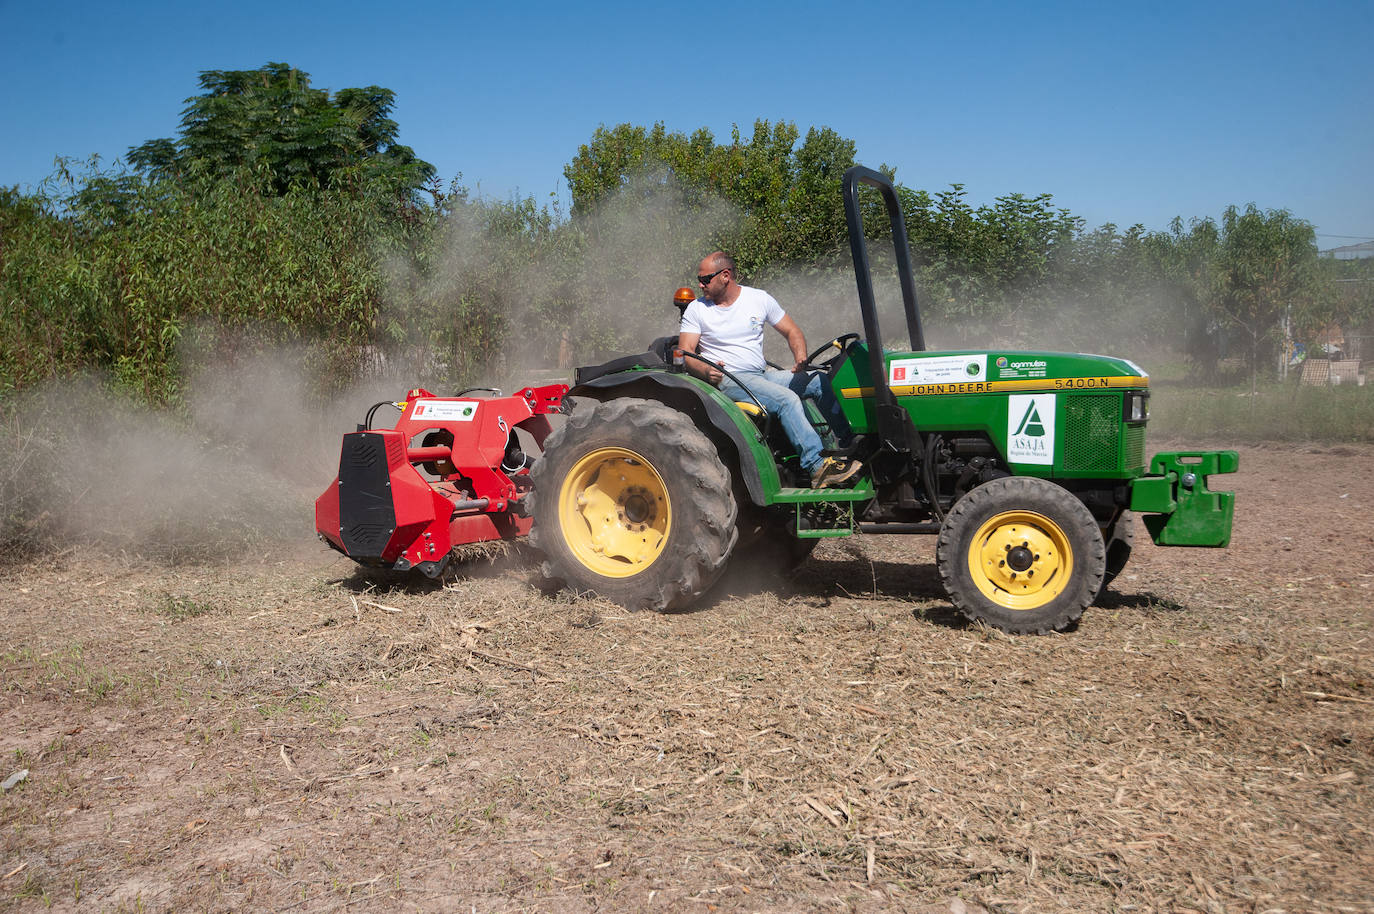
[531,398,738,612]
[935,476,1105,634]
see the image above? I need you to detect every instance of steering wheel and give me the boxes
[801,333,860,373]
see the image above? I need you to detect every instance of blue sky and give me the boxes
[5,0,1371,245]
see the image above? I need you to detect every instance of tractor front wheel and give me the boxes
[531,398,738,612]
[935,476,1105,634]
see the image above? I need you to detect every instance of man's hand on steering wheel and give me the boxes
[800,333,861,373]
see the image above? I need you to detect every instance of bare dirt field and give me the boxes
[2,441,1371,913]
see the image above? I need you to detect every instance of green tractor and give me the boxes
[530,166,1236,633]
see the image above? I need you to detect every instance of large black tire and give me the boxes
[1096,510,1135,602]
[935,476,1105,634]
[530,398,738,612]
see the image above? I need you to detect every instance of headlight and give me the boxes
[1123,391,1150,423]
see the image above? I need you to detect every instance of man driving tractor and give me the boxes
[677,252,862,489]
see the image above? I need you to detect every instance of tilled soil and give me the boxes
[1,442,1370,913]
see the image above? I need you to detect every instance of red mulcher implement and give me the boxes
[315,384,569,578]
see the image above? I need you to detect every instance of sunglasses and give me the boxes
[697,268,727,285]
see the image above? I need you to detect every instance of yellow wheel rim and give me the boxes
[558,447,671,578]
[967,510,1073,610]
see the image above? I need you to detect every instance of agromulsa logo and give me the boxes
[1007,394,1055,465]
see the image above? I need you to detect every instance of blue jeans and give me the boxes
[719,369,851,474]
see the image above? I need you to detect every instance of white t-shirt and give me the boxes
[679,286,785,373]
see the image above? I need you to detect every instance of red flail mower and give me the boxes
[315,384,569,577]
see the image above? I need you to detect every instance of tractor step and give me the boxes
[770,480,874,504]
[769,481,874,539]
[792,499,858,539]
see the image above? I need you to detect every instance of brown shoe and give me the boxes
[810,457,863,489]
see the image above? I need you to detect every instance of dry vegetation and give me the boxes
[2,442,1371,913]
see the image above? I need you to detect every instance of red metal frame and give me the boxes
[315,384,568,574]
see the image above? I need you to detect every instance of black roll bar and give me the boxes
[842,165,925,471]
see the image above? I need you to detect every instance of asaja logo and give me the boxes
[462,405,475,418]
[1014,401,1045,436]
[1007,394,1055,465]
[966,361,981,377]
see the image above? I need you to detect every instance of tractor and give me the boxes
[525,165,1237,633]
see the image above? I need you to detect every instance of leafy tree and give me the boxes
[562,120,861,276]
[128,62,434,196]
[1,157,407,404]
[1210,204,1320,387]
[1024,222,1169,354]
[782,127,859,257]
[1315,255,1374,362]
[564,122,676,215]
[1140,216,1224,375]
[898,184,1078,337]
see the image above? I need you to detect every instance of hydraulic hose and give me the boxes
[363,400,402,430]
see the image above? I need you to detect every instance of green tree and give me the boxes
[128,62,434,196]
[898,184,1078,336]
[562,120,862,276]
[1315,255,1374,362]
[1211,204,1320,387]
[1137,216,1224,375]
[1,157,408,404]
[781,127,859,259]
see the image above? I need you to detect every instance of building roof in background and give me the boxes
[1321,241,1374,259]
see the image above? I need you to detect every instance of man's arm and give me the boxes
[773,315,809,372]
[675,331,723,385]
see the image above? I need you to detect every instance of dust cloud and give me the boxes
[561,175,743,361]
[376,171,743,389]
[0,346,429,564]
[765,258,1183,365]
[0,176,749,564]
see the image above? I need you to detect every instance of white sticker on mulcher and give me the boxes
[1007,394,1056,465]
[411,400,480,422]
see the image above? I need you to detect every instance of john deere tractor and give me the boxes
[530,166,1236,633]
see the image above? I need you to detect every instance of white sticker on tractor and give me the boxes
[1007,394,1056,465]
[888,354,987,385]
[411,400,480,422]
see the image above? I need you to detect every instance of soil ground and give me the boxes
[2,441,1371,913]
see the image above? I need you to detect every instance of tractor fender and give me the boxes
[570,371,774,506]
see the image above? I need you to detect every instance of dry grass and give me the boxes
[0,442,1370,912]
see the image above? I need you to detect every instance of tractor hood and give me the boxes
[833,346,1148,401]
